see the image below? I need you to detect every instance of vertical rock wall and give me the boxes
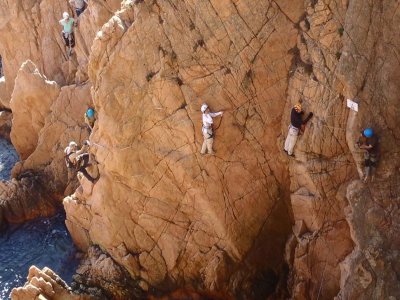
[66,0,303,297]
[285,0,400,299]
[337,0,400,298]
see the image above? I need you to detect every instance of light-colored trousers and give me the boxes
[201,128,214,154]
[284,126,299,155]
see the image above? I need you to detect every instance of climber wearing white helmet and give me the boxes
[69,0,88,17]
[200,103,223,155]
[59,12,76,56]
[64,140,88,169]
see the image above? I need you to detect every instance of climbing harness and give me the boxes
[202,126,213,139]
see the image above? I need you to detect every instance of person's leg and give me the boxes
[78,167,96,183]
[363,159,371,182]
[80,153,91,167]
[370,157,377,182]
[287,129,298,155]
[207,138,214,154]
[284,130,291,152]
[62,32,69,47]
[67,168,76,182]
[70,32,75,48]
[201,136,207,154]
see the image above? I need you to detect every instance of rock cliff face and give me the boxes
[1,0,399,299]
[67,0,301,297]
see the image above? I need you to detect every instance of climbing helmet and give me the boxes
[363,128,374,138]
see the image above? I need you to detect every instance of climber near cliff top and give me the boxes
[357,128,379,183]
[200,103,223,155]
[59,12,76,57]
[284,103,313,157]
[84,107,96,133]
[69,0,88,17]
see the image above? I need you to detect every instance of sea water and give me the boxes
[0,139,79,298]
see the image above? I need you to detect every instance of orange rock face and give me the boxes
[65,0,301,297]
[1,0,400,299]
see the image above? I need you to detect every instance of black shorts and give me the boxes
[62,32,75,48]
[365,158,377,167]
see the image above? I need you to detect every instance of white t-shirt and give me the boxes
[202,112,222,128]
[59,18,75,33]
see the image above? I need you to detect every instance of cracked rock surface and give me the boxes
[0,0,399,299]
[67,0,299,297]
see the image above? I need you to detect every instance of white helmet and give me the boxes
[201,103,208,113]
[63,12,69,19]
[69,141,77,148]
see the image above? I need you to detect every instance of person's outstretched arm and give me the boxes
[210,111,223,117]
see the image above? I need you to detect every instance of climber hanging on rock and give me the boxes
[284,103,313,157]
[200,103,223,155]
[59,12,76,57]
[64,140,99,183]
[357,127,379,183]
[69,0,88,17]
[75,140,99,184]
[84,107,96,133]
[64,141,79,169]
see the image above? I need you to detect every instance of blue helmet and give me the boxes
[363,128,373,138]
[86,108,94,118]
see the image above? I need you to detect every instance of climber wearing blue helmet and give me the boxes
[84,107,96,132]
[363,127,374,138]
[357,127,379,182]
[87,108,94,118]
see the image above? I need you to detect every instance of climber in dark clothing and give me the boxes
[284,103,314,156]
[75,152,97,183]
[357,128,379,182]
[64,140,99,183]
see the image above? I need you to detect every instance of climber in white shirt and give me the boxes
[200,103,223,155]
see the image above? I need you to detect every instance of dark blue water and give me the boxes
[0,139,18,180]
[0,139,79,298]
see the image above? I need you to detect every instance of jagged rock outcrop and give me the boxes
[10,266,93,300]
[72,246,143,299]
[1,0,400,299]
[0,171,60,230]
[0,59,92,228]
[0,0,121,108]
[10,60,61,159]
